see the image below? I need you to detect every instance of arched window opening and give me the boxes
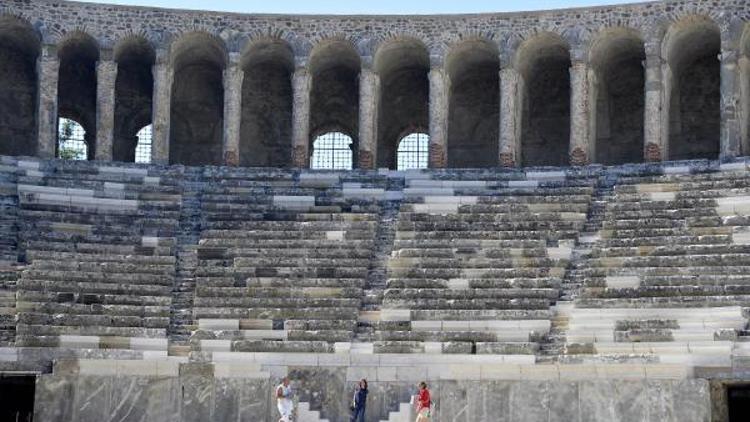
[240,40,294,167]
[446,39,500,168]
[397,133,429,170]
[134,125,152,163]
[665,17,721,160]
[57,118,87,160]
[375,38,430,169]
[311,132,353,170]
[0,17,39,157]
[516,34,571,167]
[113,36,155,163]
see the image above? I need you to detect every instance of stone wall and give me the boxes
[33,366,712,422]
[0,0,747,167]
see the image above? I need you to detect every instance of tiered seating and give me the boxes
[14,161,181,356]
[567,167,750,367]
[0,157,19,345]
[191,170,384,354]
[379,170,594,355]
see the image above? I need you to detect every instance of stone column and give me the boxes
[569,60,593,166]
[94,56,117,161]
[36,48,59,159]
[499,66,522,167]
[358,66,380,170]
[720,49,741,159]
[222,54,244,166]
[291,66,312,168]
[151,53,173,164]
[428,67,449,168]
[740,55,750,155]
[643,50,665,162]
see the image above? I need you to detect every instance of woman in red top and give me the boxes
[415,381,432,421]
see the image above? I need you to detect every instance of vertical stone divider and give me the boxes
[291,64,312,168]
[428,65,449,168]
[569,59,593,166]
[740,54,750,155]
[499,65,523,167]
[36,46,59,159]
[151,50,173,165]
[643,43,666,162]
[720,47,741,159]
[94,52,117,161]
[358,62,380,170]
[222,53,244,166]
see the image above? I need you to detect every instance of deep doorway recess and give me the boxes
[0,374,35,421]
[728,384,750,422]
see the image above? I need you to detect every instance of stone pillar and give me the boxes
[151,53,173,164]
[222,54,244,166]
[740,55,750,155]
[499,66,522,167]
[428,67,449,168]
[720,49,741,159]
[291,66,312,168]
[643,51,665,162]
[94,56,117,161]
[36,48,59,159]
[358,66,380,170]
[569,60,593,166]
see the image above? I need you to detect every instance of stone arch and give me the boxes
[373,36,430,169]
[239,37,294,167]
[112,35,155,162]
[514,32,571,167]
[0,15,40,157]
[588,27,645,165]
[57,30,99,160]
[308,38,361,167]
[663,15,721,160]
[445,37,500,168]
[169,31,227,165]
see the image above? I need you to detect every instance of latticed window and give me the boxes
[57,118,87,161]
[135,125,152,163]
[311,132,353,170]
[397,132,429,170]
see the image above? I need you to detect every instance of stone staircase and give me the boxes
[380,402,414,422]
[297,402,329,422]
[0,157,19,346]
[168,168,203,348]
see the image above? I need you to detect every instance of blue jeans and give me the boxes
[351,406,365,422]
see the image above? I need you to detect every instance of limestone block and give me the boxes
[663,165,691,174]
[526,170,566,180]
[605,275,641,288]
[198,319,240,330]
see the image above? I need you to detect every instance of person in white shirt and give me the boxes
[276,377,295,422]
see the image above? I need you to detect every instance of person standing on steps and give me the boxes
[414,381,432,422]
[276,377,295,422]
[350,378,368,422]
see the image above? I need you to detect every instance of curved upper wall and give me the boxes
[5,0,748,64]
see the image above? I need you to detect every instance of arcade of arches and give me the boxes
[2,16,750,169]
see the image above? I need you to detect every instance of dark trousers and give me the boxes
[351,406,365,422]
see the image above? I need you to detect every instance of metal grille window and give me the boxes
[311,132,353,170]
[135,125,152,163]
[57,118,87,161]
[397,132,429,170]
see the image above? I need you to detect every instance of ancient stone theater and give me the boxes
[4,0,750,420]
